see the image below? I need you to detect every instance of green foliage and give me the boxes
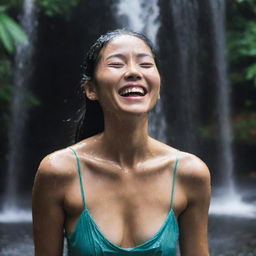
[26,91,41,107]
[0,57,12,102]
[234,113,256,144]
[0,2,40,138]
[0,56,41,106]
[0,56,12,137]
[37,0,80,18]
[228,0,256,87]
[0,1,22,9]
[0,6,28,53]
[198,126,213,139]
[198,113,256,145]
[234,0,256,12]
[228,20,256,86]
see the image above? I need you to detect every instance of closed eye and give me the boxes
[140,63,154,68]
[108,62,124,68]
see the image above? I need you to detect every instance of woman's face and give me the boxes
[87,35,161,116]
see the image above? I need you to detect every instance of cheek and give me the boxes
[93,79,115,107]
[95,68,119,88]
[149,71,161,90]
[94,71,111,92]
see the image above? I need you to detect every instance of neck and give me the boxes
[101,112,151,168]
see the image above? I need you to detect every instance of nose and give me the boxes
[124,63,142,81]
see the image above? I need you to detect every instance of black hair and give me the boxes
[75,29,159,142]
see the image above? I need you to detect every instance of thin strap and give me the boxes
[170,150,180,210]
[69,147,86,208]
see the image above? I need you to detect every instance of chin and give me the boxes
[108,95,158,116]
[118,105,155,116]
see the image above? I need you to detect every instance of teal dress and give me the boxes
[65,148,180,256]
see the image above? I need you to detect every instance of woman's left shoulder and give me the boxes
[178,152,210,178]
[153,140,210,185]
[176,151,211,196]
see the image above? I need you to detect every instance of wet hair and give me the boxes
[75,29,159,142]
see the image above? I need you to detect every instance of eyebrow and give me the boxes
[106,53,154,60]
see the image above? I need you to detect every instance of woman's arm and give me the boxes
[178,154,211,256]
[32,154,67,256]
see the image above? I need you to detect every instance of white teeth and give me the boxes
[120,87,145,96]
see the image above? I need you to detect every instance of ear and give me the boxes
[83,81,98,100]
[157,87,161,100]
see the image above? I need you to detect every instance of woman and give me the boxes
[32,29,211,256]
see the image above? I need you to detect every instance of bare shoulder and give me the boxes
[34,145,87,195]
[150,138,210,179]
[35,135,100,180]
[36,147,76,179]
[177,151,210,182]
[32,146,82,206]
[176,151,211,202]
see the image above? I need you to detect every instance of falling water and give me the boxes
[0,0,37,222]
[208,0,255,217]
[115,0,167,142]
[210,0,235,196]
[168,0,200,152]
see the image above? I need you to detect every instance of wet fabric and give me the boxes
[65,147,180,256]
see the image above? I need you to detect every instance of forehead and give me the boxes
[100,35,153,58]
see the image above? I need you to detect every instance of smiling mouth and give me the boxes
[118,86,147,97]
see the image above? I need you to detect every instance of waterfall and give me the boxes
[208,0,255,217]
[115,0,167,142]
[210,0,235,196]
[167,0,200,152]
[0,0,37,222]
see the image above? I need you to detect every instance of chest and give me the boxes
[65,166,179,248]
